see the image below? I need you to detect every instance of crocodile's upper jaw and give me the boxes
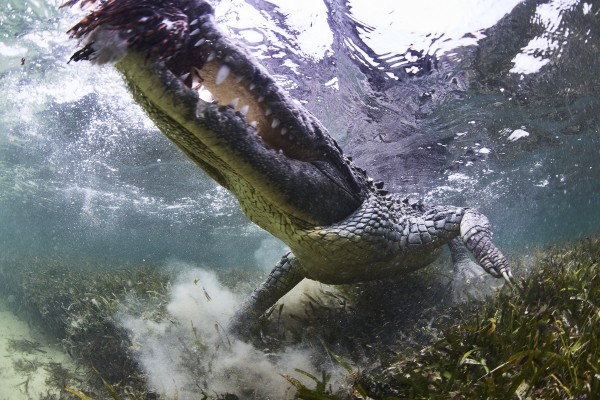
[65,0,371,232]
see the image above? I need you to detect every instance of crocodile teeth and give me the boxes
[198,86,215,103]
[240,104,250,116]
[249,83,256,91]
[265,108,273,116]
[235,75,243,83]
[216,65,230,85]
[280,128,288,135]
[271,118,280,128]
[257,96,265,103]
[190,28,200,36]
[192,67,202,80]
[249,121,257,128]
[179,72,190,81]
[191,68,203,89]
[190,18,199,26]
[194,39,206,47]
[207,52,216,62]
[228,97,239,108]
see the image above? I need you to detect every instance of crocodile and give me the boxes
[63,0,512,335]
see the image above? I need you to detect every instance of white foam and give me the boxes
[0,42,27,57]
[507,128,530,142]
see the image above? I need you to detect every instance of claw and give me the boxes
[501,270,512,285]
[489,268,500,278]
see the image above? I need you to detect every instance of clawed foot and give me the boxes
[484,257,513,284]
[460,210,513,285]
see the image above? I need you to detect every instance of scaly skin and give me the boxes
[63,0,512,336]
[230,195,510,333]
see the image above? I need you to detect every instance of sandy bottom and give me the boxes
[0,299,84,399]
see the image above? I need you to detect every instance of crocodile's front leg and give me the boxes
[449,238,492,302]
[228,252,305,336]
[409,206,511,282]
[459,209,512,282]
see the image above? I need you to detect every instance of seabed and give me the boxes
[0,259,170,398]
[0,298,85,400]
[0,236,598,399]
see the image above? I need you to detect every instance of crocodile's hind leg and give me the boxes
[228,252,305,337]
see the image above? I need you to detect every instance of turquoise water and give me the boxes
[0,1,278,266]
[1,0,599,397]
[1,1,598,270]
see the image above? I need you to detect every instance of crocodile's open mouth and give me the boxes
[64,0,318,162]
[64,0,369,226]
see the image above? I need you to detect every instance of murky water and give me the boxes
[0,0,599,396]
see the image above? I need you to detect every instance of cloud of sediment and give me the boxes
[118,262,342,399]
